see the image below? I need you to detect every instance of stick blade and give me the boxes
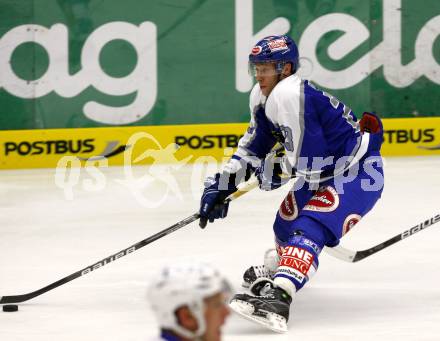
[324,245,357,263]
[0,293,34,304]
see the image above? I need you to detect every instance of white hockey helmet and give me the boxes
[147,261,232,338]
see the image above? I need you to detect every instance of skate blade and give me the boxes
[229,298,288,333]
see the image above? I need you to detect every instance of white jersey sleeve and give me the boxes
[265,76,303,173]
[223,83,275,174]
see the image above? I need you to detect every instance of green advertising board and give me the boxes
[0,0,439,130]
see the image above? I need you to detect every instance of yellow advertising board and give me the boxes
[0,123,246,169]
[1,118,439,170]
[381,117,440,156]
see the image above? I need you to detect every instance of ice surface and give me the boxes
[0,156,439,340]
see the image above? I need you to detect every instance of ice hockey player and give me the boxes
[147,262,231,341]
[199,35,384,332]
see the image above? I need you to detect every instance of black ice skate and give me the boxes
[242,249,278,288]
[230,279,292,333]
[242,265,273,288]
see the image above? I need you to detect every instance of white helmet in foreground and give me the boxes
[147,261,232,339]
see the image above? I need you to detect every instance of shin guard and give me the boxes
[274,234,322,293]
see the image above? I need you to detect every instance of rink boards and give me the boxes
[1,117,439,169]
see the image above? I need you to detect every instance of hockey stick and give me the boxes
[0,179,259,305]
[325,213,440,263]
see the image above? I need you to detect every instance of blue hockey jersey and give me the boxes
[229,74,370,181]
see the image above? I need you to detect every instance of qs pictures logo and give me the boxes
[55,132,193,207]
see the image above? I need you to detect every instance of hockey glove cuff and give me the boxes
[199,172,238,229]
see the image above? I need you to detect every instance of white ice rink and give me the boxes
[1,156,439,341]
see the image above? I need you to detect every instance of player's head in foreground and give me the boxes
[249,35,299,96]
[147,262,232,341]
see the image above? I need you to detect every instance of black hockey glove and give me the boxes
[199,172,238,228]
[255,149,294,191]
